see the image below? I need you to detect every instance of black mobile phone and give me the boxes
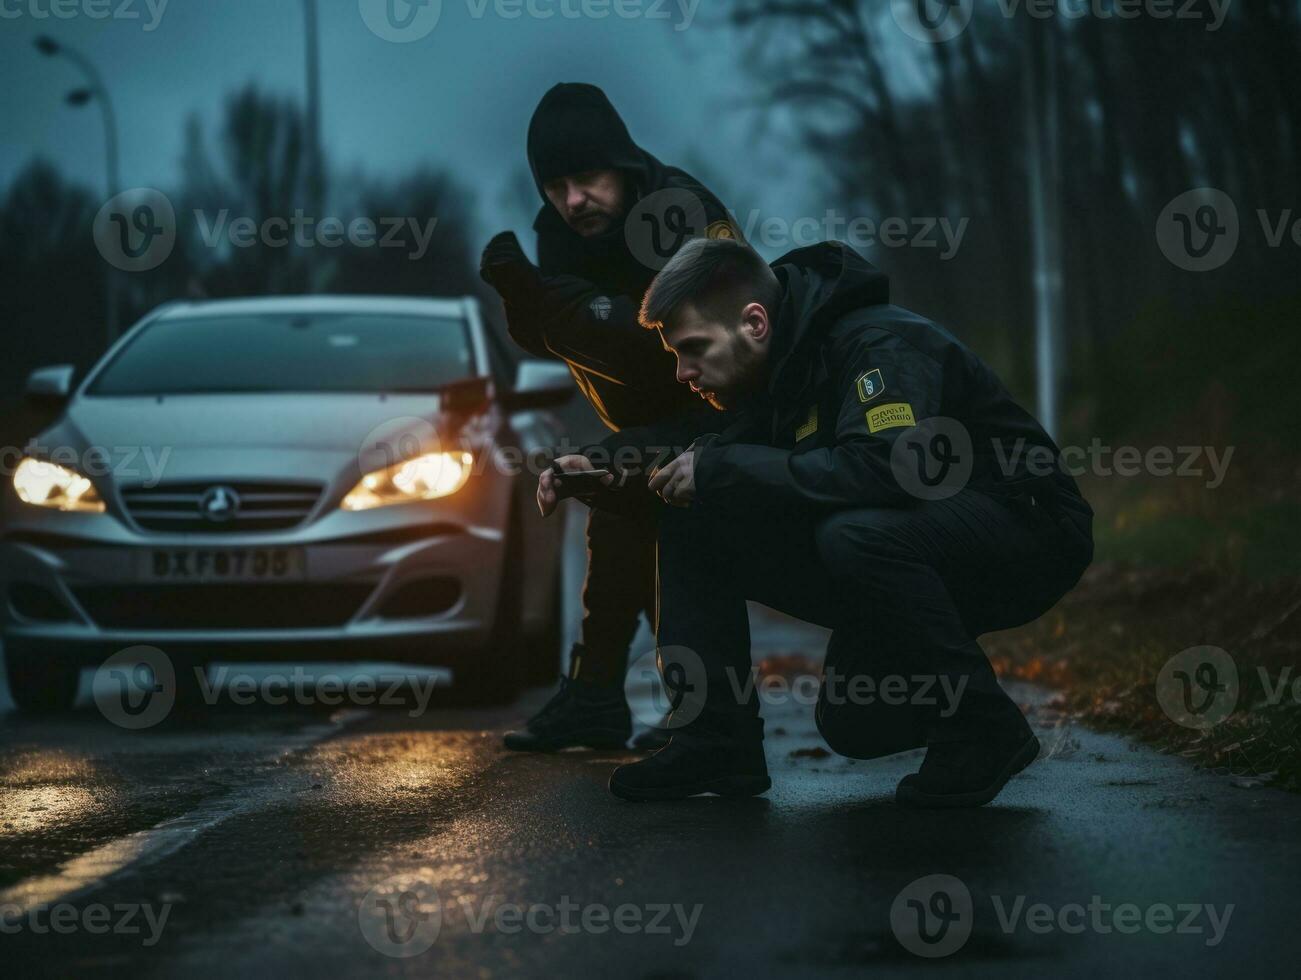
[552,468,612,499]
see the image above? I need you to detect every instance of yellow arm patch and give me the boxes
[866,402,916,433]
[795,404,819,441]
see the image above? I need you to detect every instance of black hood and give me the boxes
[527,83,649,196]
[767,242,891,396]
[526,83,728,293]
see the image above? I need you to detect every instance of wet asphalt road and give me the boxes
[2,511,1299,977]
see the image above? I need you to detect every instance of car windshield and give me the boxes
[86,311,475,395]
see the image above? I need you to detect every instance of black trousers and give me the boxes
[574,507,658,687]
[655,488,1093,757]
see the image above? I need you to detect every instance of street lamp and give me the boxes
[35,34,122,346]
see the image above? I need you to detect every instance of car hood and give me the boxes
[46,393,462,487]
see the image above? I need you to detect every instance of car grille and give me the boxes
[120,481,324,534]
[72,583,375,630]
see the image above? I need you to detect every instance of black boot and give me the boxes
[609,715,770,801]
[503,675,631,752]
[895,707,1039,809]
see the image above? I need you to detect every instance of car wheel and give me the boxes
[524,567,564,687]
[457,505,525,706]
[3,638,81,712]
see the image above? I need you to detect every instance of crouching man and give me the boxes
[537,238,1094,807]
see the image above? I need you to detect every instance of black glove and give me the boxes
[479,231,543,302]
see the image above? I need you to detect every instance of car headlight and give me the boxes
[13,457,106,513]
[341,451,473,511]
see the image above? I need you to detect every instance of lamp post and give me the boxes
[302,0,324,233]
[35,35,122,347]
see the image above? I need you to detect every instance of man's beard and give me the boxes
[701,339,766,411]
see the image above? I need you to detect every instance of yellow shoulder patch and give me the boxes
[795,404,819,441]
[705,219,741,241]
[866,402,916,433]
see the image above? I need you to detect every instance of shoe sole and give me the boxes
[503,730,630,753]
[608,773,772,802]
[894,735,1040,809]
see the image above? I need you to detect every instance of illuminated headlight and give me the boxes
[13,458,106,513]
[342,452,473,511]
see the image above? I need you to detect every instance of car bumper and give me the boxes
[0,504,507,668]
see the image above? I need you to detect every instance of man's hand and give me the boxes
[537,455,614,517]
[479,231,542,300]
[649,450,696,508]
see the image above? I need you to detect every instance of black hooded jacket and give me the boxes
[604,242,1093,526]
[505,83,738,430]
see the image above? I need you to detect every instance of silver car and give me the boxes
[2,295,574,711]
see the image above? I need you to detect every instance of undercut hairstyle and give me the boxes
[638,237,782,332]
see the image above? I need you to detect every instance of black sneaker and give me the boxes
[503,676,631,752]
[895,729,1040,809]
[609,716,770,801]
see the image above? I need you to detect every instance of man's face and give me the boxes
[661,302,771,411]
[542,169,626,237]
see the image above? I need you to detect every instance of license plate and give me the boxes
[141,548,305,582]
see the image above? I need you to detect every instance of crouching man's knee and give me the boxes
[815,675,929,761]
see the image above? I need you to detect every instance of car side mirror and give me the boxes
[25,364,75,408]
[504,361,574,412]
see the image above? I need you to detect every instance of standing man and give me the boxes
[537,238,1094,807]
[480,83,740,752]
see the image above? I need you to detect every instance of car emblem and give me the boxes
[199,485,240,522]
